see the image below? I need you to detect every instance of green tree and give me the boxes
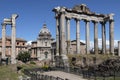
[17,51,30,63]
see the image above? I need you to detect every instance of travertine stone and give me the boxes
[93,21,98,54]
[85,20,90,54]
[109,20,114,55]
[11,14,18,64]
[1,23,6,58]
[66,18,71,54]
[101,21,106,54]
[76,19,80,54]
[56,17,59,56]
[60,10,66,55]
[53,4,115,66]
[37,48,40,60]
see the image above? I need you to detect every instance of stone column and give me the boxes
[37,48,40,60]
[76,19,80,54]
[93,21,98,54]
[56,16,59,56]
[11,14,18,64]
[118,41,120,56]
[101,21,106,54]
[66,18,71,54]
[60,9,66,55]
[1,23,6,58]
[85,20,90,54]
[109,20,114,55]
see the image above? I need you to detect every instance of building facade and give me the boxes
[51,40,86,55]
[0,36,27,57]
[31,24,54,61]
[31,24,86,61]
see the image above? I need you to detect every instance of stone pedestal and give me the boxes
[55,54,69,68]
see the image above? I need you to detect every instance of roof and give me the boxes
[39,24,51,35]
[71,40,86,45]
[32,41,37,43]
[51,40,86,45]
[0,36,27,42]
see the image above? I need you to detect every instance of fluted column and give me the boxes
[1,23,6,58]
[93,21,98,54]
[60,11,66,55]
[37,48,40,60]
[56,16,59,56]
[85,20,90,54]
[109,20,114,55]
[66,18,71,54]
[101,21,106,54]
[11,14,18,64]
[76,19,80,54]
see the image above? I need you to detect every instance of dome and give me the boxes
[39,24,50,34]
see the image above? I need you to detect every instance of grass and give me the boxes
[96,77,120,80]
[0,64,20,80]
[0,61,41,80]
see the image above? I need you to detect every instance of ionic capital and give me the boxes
[109,13,114,20]
[100,21,106,25]
[109,19,114,22]
[12,14,18,19]
[1,23,6,26]
[66,17,71,20]
[55,16,59,19]
[92,20,98,24]
[59,7,66,14]
[75,18,81,21]
[55,13,60,19]
[84,19,90,23]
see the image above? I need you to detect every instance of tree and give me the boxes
[17,51,30,63]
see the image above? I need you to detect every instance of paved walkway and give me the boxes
[41,71,87,80]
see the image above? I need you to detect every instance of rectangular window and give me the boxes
[45,42,47,46]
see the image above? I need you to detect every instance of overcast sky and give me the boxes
[0,0,120,47]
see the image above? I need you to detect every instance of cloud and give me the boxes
[26,41,32,45]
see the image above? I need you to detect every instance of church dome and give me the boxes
[39,24,50,34]
[39,24,51,37]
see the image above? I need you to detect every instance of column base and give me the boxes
[11,58,16,64]
[54,54,69,67]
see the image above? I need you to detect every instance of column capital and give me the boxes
[55,16,59,19]
[59,8,66,14]
[75,18,81,21]
[92,20,98,24]
[66,17,71,20]
[109,19,114,22]
[100,21,106,25]
[109,13,114,20]
[84,19,90,23]
[1,23,6,26]
[55,13,60,19]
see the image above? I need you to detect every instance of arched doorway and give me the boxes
[44,52,48,59]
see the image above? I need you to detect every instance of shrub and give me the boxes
[17,51,30,63]
[30,61,36,65]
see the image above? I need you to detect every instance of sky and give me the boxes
[0,0,120,47]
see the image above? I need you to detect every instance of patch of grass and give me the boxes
[30,61,36,65]
[96,77,120,80]
[0,65,20,80]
